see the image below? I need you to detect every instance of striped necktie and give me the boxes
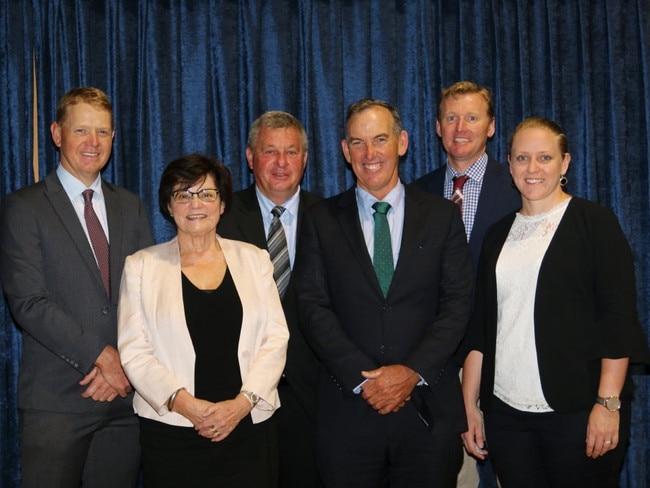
[267,206,290,298]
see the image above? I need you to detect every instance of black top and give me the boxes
[183,268,243,403]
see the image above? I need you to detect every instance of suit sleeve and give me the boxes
[0,192,107,375]
[238,247,290,410]
[588,206,649,362]
[403,203,473,383]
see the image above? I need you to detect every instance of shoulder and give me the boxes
[412,165,445,193]
[128,238,177,261]
[307,187,353,215]
[562,197,625,236]
[102,180,144,205]
[405,183,455,212]
[566,196,613,216]
[218,236,267,258]
[299,188,323,208]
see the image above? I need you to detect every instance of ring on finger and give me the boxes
[604,440,612,445]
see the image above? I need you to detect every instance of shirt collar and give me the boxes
[56,164,104,201]
[446,152,489,182]
[255,185,301,218]
[355,180,404,218]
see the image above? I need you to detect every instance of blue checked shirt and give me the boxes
[444,153,488,242]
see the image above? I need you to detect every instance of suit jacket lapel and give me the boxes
[335,187,384,296]
[103,182,124,302]
[43,173,106,293]
[391,187,425,293]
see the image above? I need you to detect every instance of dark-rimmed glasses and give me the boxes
[171,189,220,203]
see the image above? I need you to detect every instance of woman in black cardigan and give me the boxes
[460,117,648,488]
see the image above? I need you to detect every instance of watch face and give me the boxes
[606,397,621,411]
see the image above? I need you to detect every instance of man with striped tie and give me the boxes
[217,111,323,488]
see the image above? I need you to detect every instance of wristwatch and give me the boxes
[596,395,621,412]
[241,390,260,407]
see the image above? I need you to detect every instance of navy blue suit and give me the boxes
[295,185,473,487]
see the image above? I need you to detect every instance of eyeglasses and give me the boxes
[171,188,220,203]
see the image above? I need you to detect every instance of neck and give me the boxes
[520,192,571,216]
[177,231,219,255]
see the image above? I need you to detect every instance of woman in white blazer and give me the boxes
[118,154,289,487]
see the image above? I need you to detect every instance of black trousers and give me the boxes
[276,382,324,488]
[316,403,463,488]
[484,397,630,488]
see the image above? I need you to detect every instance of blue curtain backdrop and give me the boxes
[1,1,649,486]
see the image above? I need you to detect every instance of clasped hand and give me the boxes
[177,394,251,443]
[360,365,419,415]
[79,345,132,402]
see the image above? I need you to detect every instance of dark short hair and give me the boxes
[158,153,233,220]
[344,98,403,138]
[247,111,308,152]
[438,81,494,120]
[55,87,114,128]
[509,117,568,155]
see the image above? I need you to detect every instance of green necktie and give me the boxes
[372,201,393,297]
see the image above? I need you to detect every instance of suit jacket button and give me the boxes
[101,306,109,315]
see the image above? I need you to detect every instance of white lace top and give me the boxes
[493,198,571,412]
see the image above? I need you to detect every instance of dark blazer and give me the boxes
[0,171,153,414]
[413,156,521,270]
[466,197,649,412]
[294,184,473,435]
[217,185,322,420]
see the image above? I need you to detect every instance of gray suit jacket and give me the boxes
[0,171,153,414]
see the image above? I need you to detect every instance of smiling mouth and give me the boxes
[363,162,382,171]
[525,178,544,184]
[453,138,470,143]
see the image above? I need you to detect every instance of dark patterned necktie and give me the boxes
[450,175,470,208]
[267,206,290,298]
[372,202,393,297]
[82,190,110,297]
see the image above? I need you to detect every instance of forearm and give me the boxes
[598,357,629,398]
[462,350,483,409]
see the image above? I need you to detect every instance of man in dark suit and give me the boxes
[413,82,520,487]
[294,99,473,487]
[413,81,520,272]
[0,87,153,487]
[217,111,323,488]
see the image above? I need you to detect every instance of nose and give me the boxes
[526,159,539,172]
[86,131,99,145]
[365,144,376,160]
[276,152,288,167]
[456,118,467,132]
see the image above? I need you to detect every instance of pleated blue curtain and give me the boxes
[1,1,649,486]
